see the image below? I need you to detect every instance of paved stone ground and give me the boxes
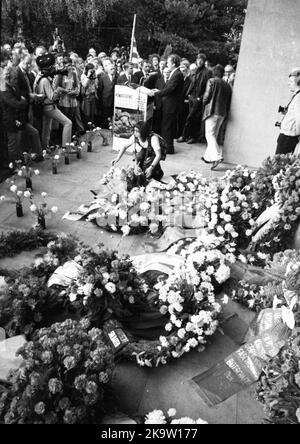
[0,136,264,424]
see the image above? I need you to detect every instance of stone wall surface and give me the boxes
[225,0,300,167]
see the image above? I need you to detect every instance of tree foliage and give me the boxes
[2,0,247,63]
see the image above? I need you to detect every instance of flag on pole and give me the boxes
[130,36,140,64]
[130,14,140,64]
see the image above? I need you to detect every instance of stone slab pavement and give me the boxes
[0,137,264,423]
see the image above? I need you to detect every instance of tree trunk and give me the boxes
[15,0,24,42]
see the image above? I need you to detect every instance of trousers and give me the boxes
[161,110,176,152]
[42,106,72,149]
[7,123,42,162]
[182,97,202,140]
[203,115,225,162]
[59,106,85,133]
[276,133,299,155]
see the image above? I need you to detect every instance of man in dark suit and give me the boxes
[97,61,118,128]
[134,60,157,89]
[153,67,171,134]
[178,53,212,144]
[17,55,43,159]
[177,62,192,139]
[117,62,135,85]
[151,54,184,154]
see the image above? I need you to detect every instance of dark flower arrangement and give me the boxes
[0,319,115,424]
[250,154,297,216]
[256,160,300,255]
[0,229,58,260]
[256,334,300,424]
[0,235,79,339]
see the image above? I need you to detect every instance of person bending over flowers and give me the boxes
[112,121,164,186]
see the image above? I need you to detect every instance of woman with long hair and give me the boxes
[112,121,164,186]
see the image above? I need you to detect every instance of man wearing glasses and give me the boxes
[276,68,300,155]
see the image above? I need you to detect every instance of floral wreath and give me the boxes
[102,235,231,367]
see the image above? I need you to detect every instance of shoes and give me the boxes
[187,138,196,144]
[211,158,224,170]
[201,156,211,164]
[177,137,186,143]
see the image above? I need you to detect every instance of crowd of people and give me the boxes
[0,37,236,176]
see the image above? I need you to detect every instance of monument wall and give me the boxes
[224,0,300,167]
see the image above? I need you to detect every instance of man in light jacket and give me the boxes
[202,64,232,170]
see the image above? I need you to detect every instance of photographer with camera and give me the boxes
[80,63,97,127]
[276,68,300,155]
[34,53,72,150]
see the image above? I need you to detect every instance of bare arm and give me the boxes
[111,138,136,166]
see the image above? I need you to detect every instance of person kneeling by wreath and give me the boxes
[112,121,164,187]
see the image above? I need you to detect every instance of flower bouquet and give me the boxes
[63,143,77,164]
[42,146,61,174]
[0,319,115,424]
[163,171,214,229]
[256,334,300,424]
[26,192,58,230]
[5,185,32,217]
[207,179,255,255]
[10,153,40,190]
[64,244,150,327]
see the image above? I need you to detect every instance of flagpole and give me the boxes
[130,14,137,62]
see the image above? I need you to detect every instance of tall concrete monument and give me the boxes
[224,0,300,167]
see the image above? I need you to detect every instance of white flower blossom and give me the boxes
[105,282,116,294]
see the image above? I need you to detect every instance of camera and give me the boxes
[278,105,287,114]
[88,69,96,80]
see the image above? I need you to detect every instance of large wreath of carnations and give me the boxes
[108,235,231,367]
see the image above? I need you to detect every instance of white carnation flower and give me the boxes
[121,225,131,236]
[168,408,177,417]
[105,282,116,294]
[51,207,58,214]
[10,185,18,193]
[178,328,186,339]
[69,293,77,303]
[30,204,37,212]
[145,410,166,425]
